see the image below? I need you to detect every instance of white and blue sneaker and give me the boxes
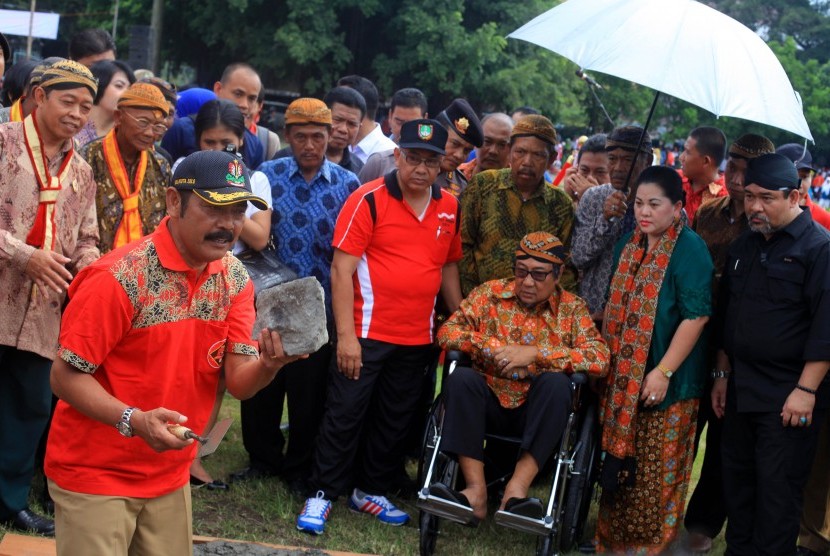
[296,491,332,535]
[348,488,410,526]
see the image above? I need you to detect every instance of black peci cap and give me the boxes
[744,153,800,191]
[173,150,268,210]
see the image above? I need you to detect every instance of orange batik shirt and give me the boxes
[437,277,609,409]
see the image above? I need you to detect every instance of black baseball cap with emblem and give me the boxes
[398,118,448,155]
[173,150,268,210]
[436,98,484,148]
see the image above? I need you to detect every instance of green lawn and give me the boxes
[1,394,726,555]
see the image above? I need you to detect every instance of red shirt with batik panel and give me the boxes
[45,217,258,498]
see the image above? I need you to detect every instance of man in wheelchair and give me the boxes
[432,232,609,524]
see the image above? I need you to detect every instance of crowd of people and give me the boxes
[1,27,829,556]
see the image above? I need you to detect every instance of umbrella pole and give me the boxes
[587,85,615,129]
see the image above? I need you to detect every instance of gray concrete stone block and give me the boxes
[252,276,328,356]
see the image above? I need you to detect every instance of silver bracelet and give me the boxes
[710,369,731,379]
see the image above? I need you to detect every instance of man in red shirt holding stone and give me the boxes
[45,150,301,555]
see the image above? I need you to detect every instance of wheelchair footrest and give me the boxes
[493,508,554,536]
[417,493,479,527]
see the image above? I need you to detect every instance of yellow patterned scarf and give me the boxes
[102,129,148,249]
[23,111,74,251]
[599,217,683,491]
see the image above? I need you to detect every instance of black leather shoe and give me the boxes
[228,466,277,483]
[6,507,55,536]
[190,475,230,491]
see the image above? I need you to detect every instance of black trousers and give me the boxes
[722,407,826,556]
[310,338,432,499]
[0,346,52,520]
[239,343,330,480]
[684,382,726,538]
[441,367,571,469]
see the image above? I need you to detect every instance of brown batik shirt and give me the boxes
[82,139,171,254]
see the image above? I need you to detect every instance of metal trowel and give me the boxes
[167,417,233,457]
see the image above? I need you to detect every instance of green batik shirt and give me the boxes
[460,168,576,296]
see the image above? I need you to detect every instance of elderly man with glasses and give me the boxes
[460,114,576,297]
[82,82,172,253]
[430,232,609,524]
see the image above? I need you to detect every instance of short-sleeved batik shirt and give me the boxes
[45,217,258,498]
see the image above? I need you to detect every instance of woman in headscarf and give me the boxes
[596,165,713,554]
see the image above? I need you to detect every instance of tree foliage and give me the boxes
[7,0,830,161]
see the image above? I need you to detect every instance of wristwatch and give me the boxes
[115,407,139,438]
[657,363,673,379]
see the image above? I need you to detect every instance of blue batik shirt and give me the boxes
[259,157,360,321]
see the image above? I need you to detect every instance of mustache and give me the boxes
[204,231,234,242]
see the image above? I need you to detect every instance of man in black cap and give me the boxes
[712,152,830,556]
[45,150,302,554]
[435,98,483,197]
[683,133,775,554]
[296,119,462,535]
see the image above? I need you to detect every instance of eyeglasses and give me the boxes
[511,147,549,163]
[123,110,169,134]
[400,150,442,169]
[514,265,555,282]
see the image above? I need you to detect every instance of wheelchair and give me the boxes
[416,351,600,556]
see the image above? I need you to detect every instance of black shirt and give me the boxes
[718,209,830,412]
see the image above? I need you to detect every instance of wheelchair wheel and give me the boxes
[418,396,459,556]
[559,401,599,551]
[536,534,555,556]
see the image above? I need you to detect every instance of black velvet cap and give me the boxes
[744,153,800,191]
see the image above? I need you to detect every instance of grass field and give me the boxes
[1,393,726,555]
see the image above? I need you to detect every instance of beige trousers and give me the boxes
[49,479,192,556]
[799,413,830,553]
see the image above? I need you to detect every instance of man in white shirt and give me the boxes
[337,75,395,163]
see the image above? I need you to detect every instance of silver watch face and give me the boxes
[116,419,133,437]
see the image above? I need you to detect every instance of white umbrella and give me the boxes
[508,0,813,141]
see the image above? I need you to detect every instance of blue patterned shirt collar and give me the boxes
[285,156,334,184]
